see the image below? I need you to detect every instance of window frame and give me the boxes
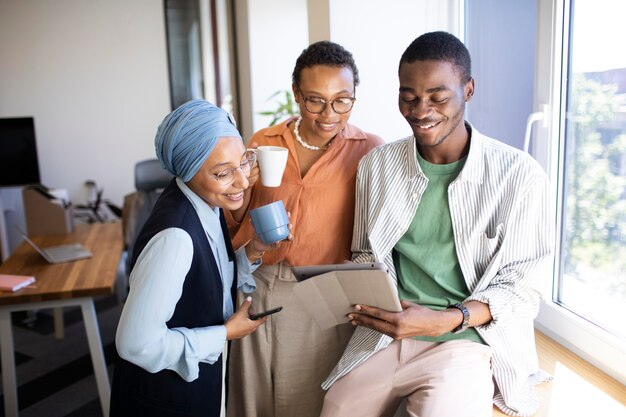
[532,0,626,385]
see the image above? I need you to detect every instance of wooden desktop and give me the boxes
[0,222,122,417]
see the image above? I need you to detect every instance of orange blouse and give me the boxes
[226,117,383,266]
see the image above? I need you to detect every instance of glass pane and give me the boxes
[164,0,205,109]
[559,0,626,339]
[163,0,238,116]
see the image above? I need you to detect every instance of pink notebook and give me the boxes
[0,274,36,292]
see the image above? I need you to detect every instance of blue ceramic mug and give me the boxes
[249,200,289,243]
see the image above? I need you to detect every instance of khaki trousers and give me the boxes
[321,338,494,417]
[227,263,354,417]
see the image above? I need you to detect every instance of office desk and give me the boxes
[0,223,122,417]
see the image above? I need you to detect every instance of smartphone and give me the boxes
[249,306,283,320]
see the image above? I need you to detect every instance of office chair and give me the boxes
[125,159,174,246]
[115,159,173,302]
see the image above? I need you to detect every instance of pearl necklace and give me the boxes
[293,116,330,151]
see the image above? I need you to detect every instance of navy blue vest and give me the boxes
[110,179,237,417]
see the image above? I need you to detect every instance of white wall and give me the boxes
[464,0,536,150]
[235,0,457,143]
[234,0,309,139]
[330,0,458,143]
[0,0,458,209]
[0,0,171,206]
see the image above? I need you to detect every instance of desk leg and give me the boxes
[80,299,110,417]
[0,309,18,417]
[53,307,64,339]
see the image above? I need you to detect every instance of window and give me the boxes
[557,0,626,341]
[534,0,626,382]
[164,0,205,109]
[164,0,238,115]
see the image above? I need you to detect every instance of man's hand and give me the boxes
[347,300,457,340]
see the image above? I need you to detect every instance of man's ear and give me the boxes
[465,78,475,102]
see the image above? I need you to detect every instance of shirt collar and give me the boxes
[407,121,484,184]
[175,177,223,241]
[456,122,484,184]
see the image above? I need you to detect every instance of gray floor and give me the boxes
[0,296,121,417]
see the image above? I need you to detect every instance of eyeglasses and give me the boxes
[296,85,356,114]
[211,150,257,186]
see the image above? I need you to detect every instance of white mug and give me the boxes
[255,146,288,187]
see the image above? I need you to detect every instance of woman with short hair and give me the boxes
[226,41,384,417]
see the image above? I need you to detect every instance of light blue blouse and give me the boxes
[115,178,258,382]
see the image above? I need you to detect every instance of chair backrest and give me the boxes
[132,159,173,242]
[122,159,173,272]
[135,159,173,192]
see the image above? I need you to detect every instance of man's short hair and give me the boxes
[399,31,472,83]
[292,41,360,87]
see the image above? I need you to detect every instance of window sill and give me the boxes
[493,329,625,416]
[534,300,626,385]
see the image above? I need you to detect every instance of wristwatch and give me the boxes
[448,303,470,334]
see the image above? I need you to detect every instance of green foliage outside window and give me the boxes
[564,73,626,298]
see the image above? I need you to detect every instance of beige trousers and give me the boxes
[227,263,354,417]
[320,338,494,417]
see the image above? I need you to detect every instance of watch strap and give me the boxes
[448,303,470,334]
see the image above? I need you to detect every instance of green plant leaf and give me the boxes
[259,89,300,126]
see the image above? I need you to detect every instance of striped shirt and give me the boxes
[322,123,554,416]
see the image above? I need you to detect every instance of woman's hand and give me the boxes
[230,156,259,223]
[225,296,266,340]
[244,213,294,263]
[246,162,260,188]
[245,235,277,263]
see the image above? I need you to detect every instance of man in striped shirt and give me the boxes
[320,32,553,417]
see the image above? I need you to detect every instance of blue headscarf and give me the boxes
[154,99,242,182]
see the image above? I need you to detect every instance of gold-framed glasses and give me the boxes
[212,150,257,186]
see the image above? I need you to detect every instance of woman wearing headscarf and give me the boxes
[110,100,286,417]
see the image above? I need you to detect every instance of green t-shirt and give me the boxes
[393,151,484,344]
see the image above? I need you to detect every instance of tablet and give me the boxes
[291,262,388,282]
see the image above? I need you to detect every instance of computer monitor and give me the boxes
[0,117,41,187]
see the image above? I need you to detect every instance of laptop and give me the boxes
[22,234,92,264]
[291,262,388,282]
